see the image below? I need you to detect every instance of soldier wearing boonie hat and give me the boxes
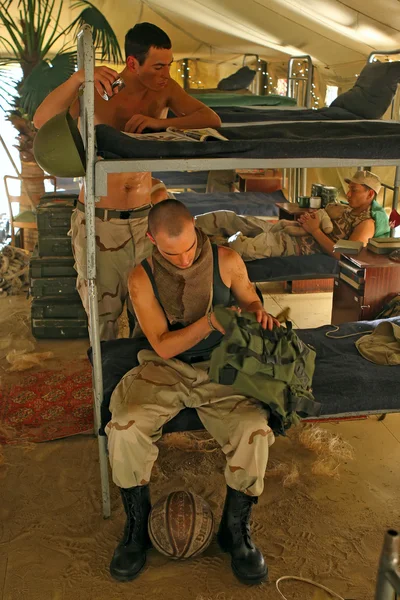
[344,170,382,196]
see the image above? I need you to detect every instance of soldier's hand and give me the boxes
[124,114,162,134]
[209,311,224,334]
[73,66,120,99]
[253,309,280,330]
[210,307,241,335]
[93,67,120,98]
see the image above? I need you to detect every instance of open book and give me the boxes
[122,127,228,142]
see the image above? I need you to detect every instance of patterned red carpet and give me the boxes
[0,363,366,444]
[0,365,93,443]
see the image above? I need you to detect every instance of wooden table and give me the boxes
[331,248,400,324]
[275,202,317,221]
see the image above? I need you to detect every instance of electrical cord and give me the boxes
[276,575,346,599]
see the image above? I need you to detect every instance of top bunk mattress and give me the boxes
[215,106,359,123]
[96,120,400,161]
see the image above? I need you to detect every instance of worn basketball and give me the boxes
[148,490,214,559]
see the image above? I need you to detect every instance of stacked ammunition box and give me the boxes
[30,193,88,338]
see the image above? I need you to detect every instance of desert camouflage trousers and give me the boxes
[106,350,275,496]
[70,208,152,340]
[195,210,298,260]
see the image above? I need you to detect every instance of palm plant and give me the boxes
[0,0,122,203]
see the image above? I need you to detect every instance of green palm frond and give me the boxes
[0,0,122,147]
[0,3,25,57]
[69,0,123,64]
[19,52,77,118]
[0,62,19,112]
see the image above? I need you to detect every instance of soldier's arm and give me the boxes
[220,247,280,330]
[151,178,169,204]
[33,66,119,129]
[165,80,221,129]
[128,264,220,360]
[349,219,375,245]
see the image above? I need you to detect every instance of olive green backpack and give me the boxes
[209,307,321,435]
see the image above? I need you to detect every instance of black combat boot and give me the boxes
[217,485,268,585]
[110,484,152,582]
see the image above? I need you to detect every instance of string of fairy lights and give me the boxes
[176,57,323,107]
[176,53,400,109]
[177,59,204,89]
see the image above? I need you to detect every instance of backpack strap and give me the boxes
[141,258,163,307]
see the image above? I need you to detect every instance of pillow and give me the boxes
[330,61,400,119]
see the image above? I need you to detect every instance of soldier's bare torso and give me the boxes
[79,83,170,209]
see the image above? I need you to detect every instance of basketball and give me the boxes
[148,490,214,559]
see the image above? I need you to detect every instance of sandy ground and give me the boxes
[1,294,399,600]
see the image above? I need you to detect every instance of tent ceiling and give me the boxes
[2,0,400,78]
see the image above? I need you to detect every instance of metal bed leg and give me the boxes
[286,55,313,108]
[393,165,400,212]
[300,167,307,196]
[88,279,111,518]
[287,169,293,202]
[295,168,301,200]
[78,25,111,519]
[390,165,400,239]
[374,530,400,600]
[288,168,293,202]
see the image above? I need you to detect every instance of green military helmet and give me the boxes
[33,110,86,177]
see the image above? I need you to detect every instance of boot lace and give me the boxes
[232,501,253,548]
[122,494,143,545]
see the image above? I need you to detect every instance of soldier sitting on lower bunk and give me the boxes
[105,198,281,585]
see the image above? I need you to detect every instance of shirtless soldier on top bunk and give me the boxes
[34,22,221,340]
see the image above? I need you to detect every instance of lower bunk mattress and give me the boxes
[153,170,208,190]
[92,316,400,434]
[177,190,284,217]
[245,254,338,282]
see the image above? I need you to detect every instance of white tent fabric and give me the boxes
[3,0,400,210]
[4,0,400,85]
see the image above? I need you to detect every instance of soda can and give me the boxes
[101,77,125,101]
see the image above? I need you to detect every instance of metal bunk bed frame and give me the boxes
[77,25,400,521]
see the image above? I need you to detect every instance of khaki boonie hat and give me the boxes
[344,170,381,195]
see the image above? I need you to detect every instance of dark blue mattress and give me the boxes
[153,171,208,190]
[245,254,338,282]
[91,316,400,434]
[299,317,400,417]
[178,191,284,217]
[215,106,360,123]
[97,120,400,160]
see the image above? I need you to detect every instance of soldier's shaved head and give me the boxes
[148,199,194,239]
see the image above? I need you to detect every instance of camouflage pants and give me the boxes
[70,208,152,340]
[106,350,275,496]
[195,210,298,260]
